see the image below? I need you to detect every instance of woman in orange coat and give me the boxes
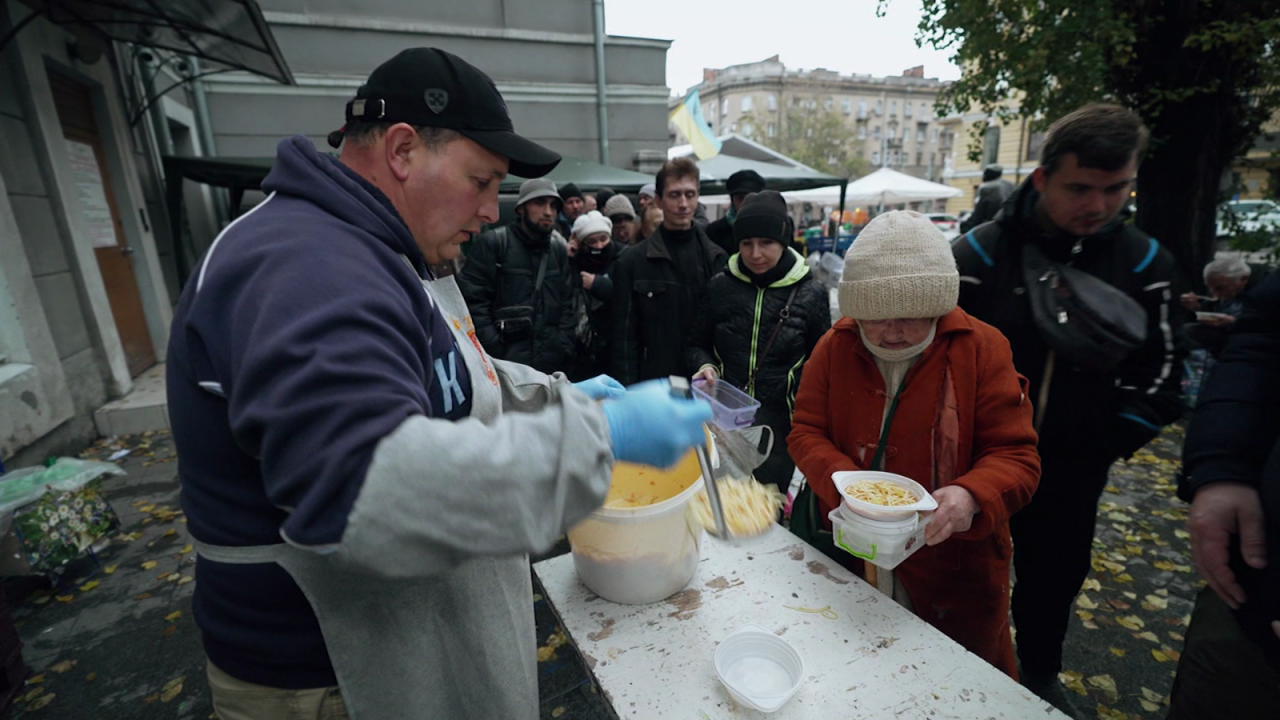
[788,210,1040,678]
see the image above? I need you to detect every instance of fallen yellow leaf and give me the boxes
[49,660,76,674]
[132,499,149,507]
[1175,529,1190,540]
[1141,687,1163,703]
[141,561,158,570]
[1082,579,1102,592]
[142,693,159,703]
[1076,594,1098,610]
[163,529,177,538]
[31,595,50,605]
[1086,673,1117,694]
[1095,703,1127,720]
[1136,631,1160,643]
[1160,645,1182,661]
[551,706,566,718]
[28,693,55,710]
[1123,592,1137,600]
[1109,647,1126,657]
[180,544,193,555]
[1114,573,1135,583]
[177,576,194,585]
[54,595,73,604]
[165,611,182,621]
[1117,615,1145,631]
[103,565,118,575]
[1154,560,1179,571]
[1140,699,1161,712]
[134,593,152,601]
[1058,670,1087,697]
[160,681,183,702]
[1142,595,1169,611]
[1169,631,1185,642]
[85,672,96,682]
[78,581,99,592]
[19,687,43,702]
[27,674,44,684]
[139,505,155,512]
[1152,649,1171,662]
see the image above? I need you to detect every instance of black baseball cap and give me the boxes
[338,48,561,178]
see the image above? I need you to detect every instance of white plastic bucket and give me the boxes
[567,450,706,604]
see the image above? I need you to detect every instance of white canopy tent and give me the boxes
[703,167,961,208]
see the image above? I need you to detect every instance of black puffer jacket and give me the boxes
[954,177,1186,462]
[610,225,727,384]
[1180,272,1280,670]
[459,223,575,373]
[686,249,832,413]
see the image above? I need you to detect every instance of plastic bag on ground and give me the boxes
[0,458,126,517]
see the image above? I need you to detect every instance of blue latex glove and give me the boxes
[572,375,626,400]
[601,381,713,469]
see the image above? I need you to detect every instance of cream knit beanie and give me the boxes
[839,210,959,320]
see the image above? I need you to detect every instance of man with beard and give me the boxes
[461,177,576,373]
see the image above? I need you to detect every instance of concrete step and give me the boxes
[93,364,168,437]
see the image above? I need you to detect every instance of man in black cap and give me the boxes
[959,163,1016,233]
[459,178,577,373]
[557,183,586,238]
[705,169,767,255]
[166,47,713,720]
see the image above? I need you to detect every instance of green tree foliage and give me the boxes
[740,106,870,179]
[885,0,1280,280]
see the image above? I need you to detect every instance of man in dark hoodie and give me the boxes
[1169,271,1280,719]
[459,177,576,373]
[705,169,767,256]
[954,104,1184,717]
[165,47,712,720]
[611,157,728,384]
[556,182,586,238]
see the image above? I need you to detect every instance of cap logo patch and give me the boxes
[425,89,449,114]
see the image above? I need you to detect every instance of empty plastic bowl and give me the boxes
[833,470,938,521]
[714,625,805,713]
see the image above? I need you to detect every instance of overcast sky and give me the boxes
[605,0,962,97]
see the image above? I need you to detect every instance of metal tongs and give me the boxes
[670,377,773,540]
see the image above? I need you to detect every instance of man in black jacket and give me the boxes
[460,177,576,373]
[959,164,1015,233]
[1169,272,1280,719]
[611,158,727,385]
[954,104,1185,716]
[705,169,766,255]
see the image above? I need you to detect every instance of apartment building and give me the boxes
[672,57,949,180]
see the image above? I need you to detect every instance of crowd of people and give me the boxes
[162,44,1278,720]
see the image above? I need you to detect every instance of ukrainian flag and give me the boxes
[669,90,722,160]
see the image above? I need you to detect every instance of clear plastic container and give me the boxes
[714,624,805,713]
[692,378,760,429]
[833,470,937,521]
[828,506,930,570]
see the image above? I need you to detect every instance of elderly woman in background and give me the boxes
[788,211,1040,678]
[567,211,620,380]
[687,191,830,494]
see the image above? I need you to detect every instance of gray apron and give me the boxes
[195,273,539,720]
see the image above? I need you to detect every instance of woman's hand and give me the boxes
[693,365,719,383]
[581,271,596,290]
[924,486,979,546]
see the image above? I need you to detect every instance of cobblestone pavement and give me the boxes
[4,425,1196,719]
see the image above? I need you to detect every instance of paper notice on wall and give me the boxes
[65,140,118,249]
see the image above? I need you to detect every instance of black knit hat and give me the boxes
[559,183,584,202]
[332,48,560,178]
[733,191,791,246]
[726,169,766,196]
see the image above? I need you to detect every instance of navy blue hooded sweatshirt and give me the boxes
[167,136,473,688]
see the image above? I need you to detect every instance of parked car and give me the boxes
[1216,200,1280,239]
[925,213,961,241]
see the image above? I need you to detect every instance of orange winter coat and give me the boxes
[788,308,1040,677]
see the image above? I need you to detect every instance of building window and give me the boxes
[721,98,728,115]
[920,102,929,120]
[873,126,881,140]
[1026,130,1047,162]
[930,152,936,167]
[982,124,1001,165]
[931,128,939,143]
[917,128,925,142]
[905,102,913,118]
[916,151,923,166]
[872,151,881,164]
[767,122,776,138]
[767,94,777,111]
[857,125,867,139]
[841,98,851,114]
[741,122,753,137]
[741,96,753,112]
[730,122,737,133]
[824,97,833,111]
[875,99,883,115]
[858,100,868,119]
[890,100,898,115]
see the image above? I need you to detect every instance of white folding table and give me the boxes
[534,524,1067,719]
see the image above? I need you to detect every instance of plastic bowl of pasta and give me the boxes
[832,471,937,522]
